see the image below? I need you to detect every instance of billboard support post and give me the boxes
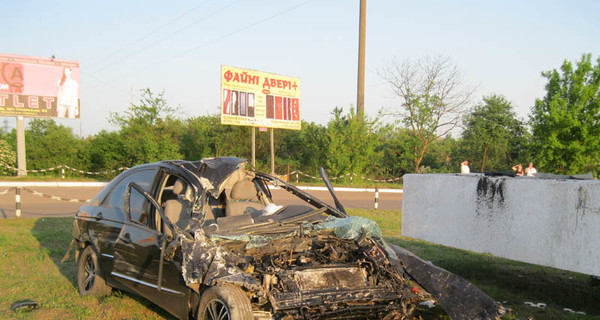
[252,127,256,169]
[270,128,275,175]
[16,116,26,177]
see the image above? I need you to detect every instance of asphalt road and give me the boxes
[0,186,402,219]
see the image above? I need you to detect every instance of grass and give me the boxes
[0,217,174,320]
[0,211,598,319]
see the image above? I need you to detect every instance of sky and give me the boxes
[2,0,599,137]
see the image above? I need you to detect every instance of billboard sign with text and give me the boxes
[0,53,80,118]
[221,65,301,130]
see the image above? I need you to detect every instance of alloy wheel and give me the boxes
[205,298,230,320]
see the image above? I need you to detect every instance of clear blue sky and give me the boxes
[2,0,599,136]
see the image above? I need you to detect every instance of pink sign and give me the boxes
[0,53,80,118]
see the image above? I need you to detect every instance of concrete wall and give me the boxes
[402,174,600,276]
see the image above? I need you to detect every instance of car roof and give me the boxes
[129,157,249,195]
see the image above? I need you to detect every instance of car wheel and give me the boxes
[197,286,253,320]
[77,245,111,297]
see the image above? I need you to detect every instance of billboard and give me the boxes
[0,53,80,118]
[221,65,300,130]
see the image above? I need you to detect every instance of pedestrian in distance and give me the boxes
[525,162,537,177]
[461,161,470,174]
[512,163,524,176]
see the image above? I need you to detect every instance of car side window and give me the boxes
[129,187,152,227]
[106,168,158,210]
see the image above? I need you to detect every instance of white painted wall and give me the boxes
[402,174,600,276]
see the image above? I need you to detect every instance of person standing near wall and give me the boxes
[525,162,537,177]
[512,164,524,176]
[461,161,470,174]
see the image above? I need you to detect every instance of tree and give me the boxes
[84,130,126,172]
[110,89,183,166]
[180,115,221,160]
[110,88,176,128]
[530,54,600,175]
[373,125,415,177]
[25,119,87,170]
[293,121,329,174]
[422,134,459,173]
[0,139,16,176]
[325,107,377,179]
[379,56,475,172]
[461,95,527,172]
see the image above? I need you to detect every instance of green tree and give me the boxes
[373,125,414,177]
[110,89,183,166]
[180,115,221,160]
[379,56,475,172]
[422,135,459,173]
[25,119,87,171]
[84,130,126,172]
[325,107,377,180]
[0,139,16,176]
[293,122,328,174]
[530,54,600,175]
[461,95,527,172]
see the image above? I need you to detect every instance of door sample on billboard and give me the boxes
[247,93,255,117]
[0,53,80,119]
[240,92,246,116]
[266,95,274,119]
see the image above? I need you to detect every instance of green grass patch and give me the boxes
[1,212,598,319]
[0,217,174,320]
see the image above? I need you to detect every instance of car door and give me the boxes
[111,171,190,320]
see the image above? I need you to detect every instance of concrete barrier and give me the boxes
[402,173,600,276]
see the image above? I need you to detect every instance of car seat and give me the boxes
[164,179,192,232]
[226,180,265,216]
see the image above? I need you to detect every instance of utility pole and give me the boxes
[356,0,366,118]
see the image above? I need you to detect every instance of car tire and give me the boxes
[77,245,111,297]
[197,286,253,320]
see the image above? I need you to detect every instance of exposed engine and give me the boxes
[215,229,425,320]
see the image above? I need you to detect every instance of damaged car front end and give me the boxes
[68,157,504,320]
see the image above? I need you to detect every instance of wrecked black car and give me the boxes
[68,157,505,320]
